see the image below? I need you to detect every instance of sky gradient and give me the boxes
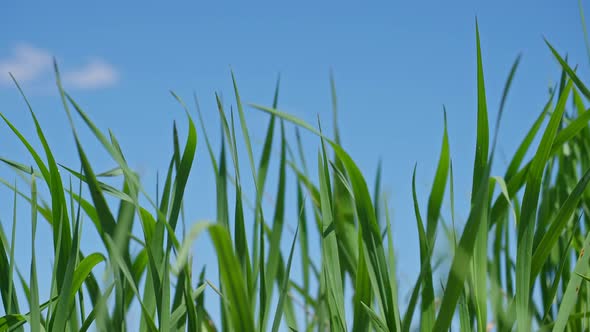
[1,1,590,327]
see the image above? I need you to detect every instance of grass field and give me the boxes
[2,21,590,332]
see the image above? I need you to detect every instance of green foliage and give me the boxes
[4,20,590,332]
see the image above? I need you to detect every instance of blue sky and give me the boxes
[1,1,590,328]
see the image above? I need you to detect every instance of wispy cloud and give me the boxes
[63,58,119,89]
[0,43,52,85]
[0,43,119,90]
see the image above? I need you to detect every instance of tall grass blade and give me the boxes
[516,80,572,332]
[208,224,255,331]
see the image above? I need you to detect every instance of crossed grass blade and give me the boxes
[516,79,573,332]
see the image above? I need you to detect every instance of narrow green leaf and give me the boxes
[553,230,590,331]
[532,166,590,280]
[411,166,435,332]
[271,219,300,332]
[208,224,255,331]
[516,80,572,332]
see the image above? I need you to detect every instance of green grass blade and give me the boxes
[505,90,554,181]
[271,218,299,332]
[541,229,574,322]
[551,107,590,150]
[361,302,389,332]
[531,166,590,280]
[433,154,492,331]
[553,229,590,331]
[0,211,20,319]
[13,71,73,295]
[473,20,490,332]
[231,71,258,188]
[426,111,450,242]
[516,79,572,332]
[50,197,83,332]
[249,103,401,330]
[7,183,18,317]
[295,182,311,329]
[330,70,341,145]
[472,20,490,196]
[169,283,206,328]
[330,143,399,331]
[168,91,199,233]
[373,160,382,225]
[384,203,402,331]
[317,146,346,331]
[261,122,288,330]
[79,283,115,332]
[72,136,117,238]
[412,166,435,332]
[105,235,158,332]
[59,164,134,203]
[546,40,590,100]
[29,175,41,332]
[352,228,372,332]
[208,224,255,331]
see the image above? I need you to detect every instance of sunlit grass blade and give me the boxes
[72,135,117,239]
[169,283,206,328]
[516,79,572,332]
[426,112,450,244]
[546,40,590,100]
[28,175,40,332]
[330,143,400,330]
[411,166,435,332]
[540,229,575,322]
[401,257,445,331]
[0,296,57,332]
[433,159,492,331]
[553,229,590,331]
[252,78,278,308]
[208,224,255,331]
[328,76,359,281]
[271,217,299,332]
[330,70,341,145]
[168,91,199,234]
[12,71,72,295]
[79,283,115,332]
[7,183,18,320]
[261,121,289,330]
[0,206,20,321]
[231,71,258,188]
[531,166,590,280]
[250,102,400,330]
[226,110,253,302]
[250,104,323,139]
[352,228,371,332]
[104,235,158,332]
[508,89,554,171]
[50,196,83,332]
[362,302,389,332]
[472,20,490,332]
[374,160,382,225]
[317,144,346,331]
[58,164,134,203]
[551,107,590,150]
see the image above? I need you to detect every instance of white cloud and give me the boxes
[0,43,119,90]
[0,43,52,85]
[63,58,119,89]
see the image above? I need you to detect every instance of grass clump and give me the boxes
[2,22,590,332]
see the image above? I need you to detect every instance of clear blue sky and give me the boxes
[1,1,589,328]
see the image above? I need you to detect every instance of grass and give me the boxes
[2,21,590,332]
